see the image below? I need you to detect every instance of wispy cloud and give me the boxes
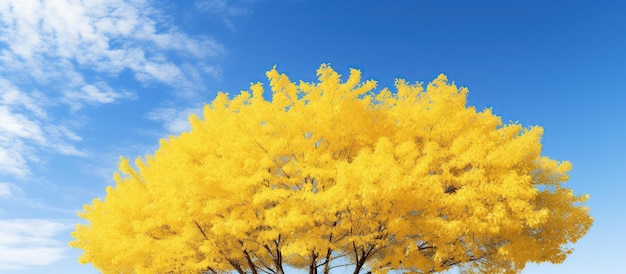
[0,0,224,89]
[0,77,85,178]
[0,219,71,270]
[0,0,225,177]
[63,83,136,110]
[147,106,205,134]
[196,0,257,31]
[0,183,16,199]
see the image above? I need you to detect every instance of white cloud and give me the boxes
[63,83,136,110]
[0,82,46,118]
[0,80,85,177]
[0,109,40,177]
[196,0,256,31]
[147,106,205,134]
[0,146,30,178]
[0,0,225,177]
[0,106,45,143]
[0,0,223,96]
[0,183,13,198]
[0,182,26,201]
[0,219,70,270]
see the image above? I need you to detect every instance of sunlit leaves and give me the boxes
[70,65,592,274]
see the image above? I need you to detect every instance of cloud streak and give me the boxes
[147,106,205,134]
[196,0,257,31]
[0,219,71,270]
[0,183,15,199]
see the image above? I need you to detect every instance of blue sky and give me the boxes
[0,0,624,273]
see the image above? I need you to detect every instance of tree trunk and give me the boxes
[309,250,318,274]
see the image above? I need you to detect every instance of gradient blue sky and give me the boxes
[0,0,624,273]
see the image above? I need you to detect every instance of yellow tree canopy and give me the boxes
[70,64,592,274]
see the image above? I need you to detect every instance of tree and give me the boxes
[70,64,592,274]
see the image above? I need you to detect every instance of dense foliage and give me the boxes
[70,65,592,273]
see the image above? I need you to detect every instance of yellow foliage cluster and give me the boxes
[70,65,592,273]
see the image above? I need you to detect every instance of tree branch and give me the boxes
[194,220,208,240]
[243,249,259,274]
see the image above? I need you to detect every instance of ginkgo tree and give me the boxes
[70,64,592,274]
